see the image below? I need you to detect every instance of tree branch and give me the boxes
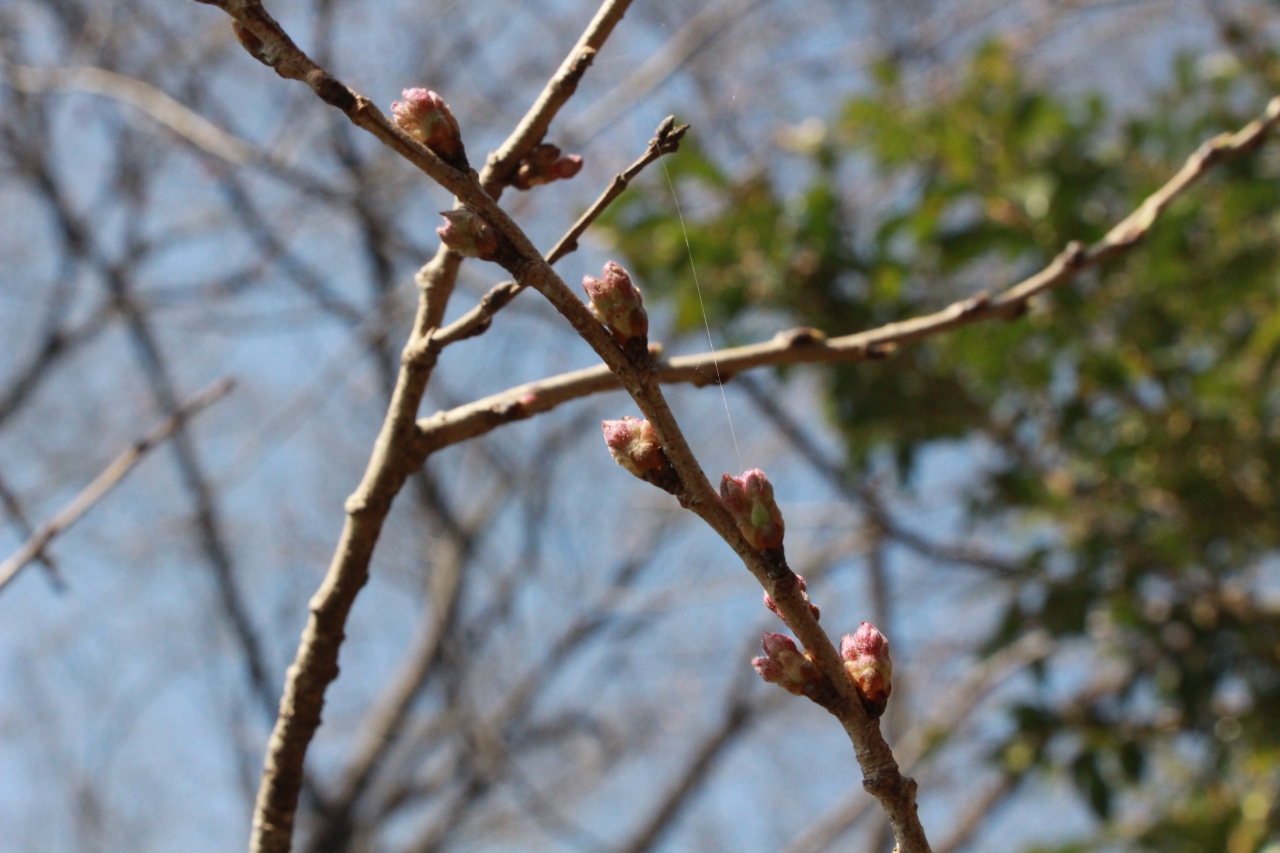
[0,378,235,593]
[427,116,688,350]
[418,92,1280,455]
[182,3,637,851]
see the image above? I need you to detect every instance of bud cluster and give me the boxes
[751,632,823,697]
[583,262,648,346]
[763,574,820,624]
[719,469,785,550]
[841,622,893,717]
[391,88,464,163]
[514,144,584,190]
[436,210,498,260]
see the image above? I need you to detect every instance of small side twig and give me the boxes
[417,93,1280,454]
[184,3,636,852]
[0,377,235,594]
[547,116,688,263]
[428,117,689,350]
[0,471,64,590]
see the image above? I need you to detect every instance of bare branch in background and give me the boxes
[180,2,641,849]
[5,64,264,165]
[0,377,235,593]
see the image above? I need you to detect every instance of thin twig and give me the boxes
[418,93,1280,455]
[198,3,1278,851]
[420,0,639,330]
[0,377,235,593]
[933,776,1016,853]
[428,116,689,350]
[183,3,635,851]
[5,64,262,165]
[780,631,1053,853]
[563,0,770,144]
[0,470,64,589]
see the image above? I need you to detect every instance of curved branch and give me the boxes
[184,3,639,851]
[0,378,235,593]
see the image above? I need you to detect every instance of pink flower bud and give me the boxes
[840,622,892,717]
[391,88,463,160]
[764,574,820,623]
[514,144,584,190]
[601,417,667,478]
[719,469,785,550]
[436,210,498,259]
[583,262,648,345]
[752,632,822,696]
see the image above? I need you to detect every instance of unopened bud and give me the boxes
[583,262,648,345]
[391,88,464,160]
[514,144,584,190]
[437,210,498,259]
[840,622,892,717]
[764,574,820,623]
[752,632,822,696]
[601,417,666,478]
[720,469,785,550]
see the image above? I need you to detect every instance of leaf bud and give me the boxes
[719,469,785,550]
[840,622,893,717]
[582,262,648,345]
[436,210,498,260]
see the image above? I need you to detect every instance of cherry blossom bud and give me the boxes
[436,210,498,259]
[752,632,822,696]
[764,574,820,623]
[719,469,785,550]
[841,622,893,717]
[601,417,667,478]
[514,144,584,190]
[582,262,648,345]
[391,88,464,160]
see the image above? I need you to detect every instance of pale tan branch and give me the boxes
[182,3,638,852]
[419,93,1280,455]
[0,377,235,594]
[428,116,689,350]
[780,631,1053,853]
[6,64,262,166]
[933,776,1017,853]
[480,0,634,196]
[564,0,770,143]
[421,0,638,330]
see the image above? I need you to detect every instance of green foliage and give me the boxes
[604,42,1280,851]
